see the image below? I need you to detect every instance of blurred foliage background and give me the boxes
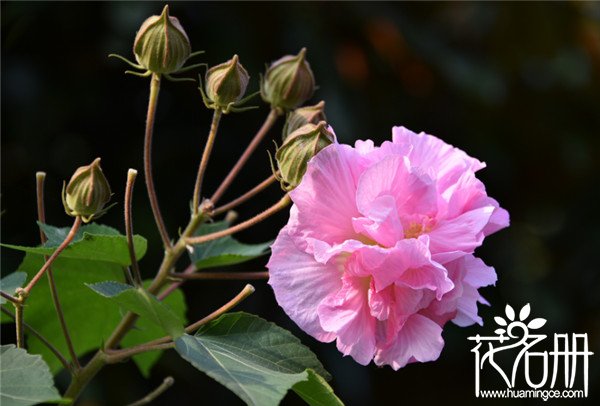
[2,2,599,405]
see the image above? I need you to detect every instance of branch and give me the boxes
[186,195,290,245]
[126,377,175,406]
[213,173,278,216]
[169,271,268,280]
[125,169,142,285]
[1,306,71,372]
[144,73,172,249]
[36,171,81,370]
[210,108,280,204]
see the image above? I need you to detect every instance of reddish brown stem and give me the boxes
[210,109,280,205]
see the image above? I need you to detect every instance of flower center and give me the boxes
[403,218,434,239]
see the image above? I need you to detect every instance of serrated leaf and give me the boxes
[505,304,515,321]
[175,312,340,406]
[527,318,547,330]
[519,303,531,321]
[1,253,125,373]
[0,272,27,304]
[494,316,507,326]
[0,345,64,406]
[1,223,147,266]
[87,281,184,339]
[121,281,187,378]
[189,220,272,269]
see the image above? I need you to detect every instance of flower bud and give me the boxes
[282,101,326,140]
[261,48,316,111]
[133,5,191,74]
[62,158,112,223]
[275,121,334,190]
[205,55,250,110]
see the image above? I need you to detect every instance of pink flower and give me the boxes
[267,126,509,369]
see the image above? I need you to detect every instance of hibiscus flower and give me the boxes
[268,126,509,369]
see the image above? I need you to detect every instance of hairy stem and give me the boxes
[1,306,71,371]
[36,171,80,370]
[210,108,280,205]
[23,216,82,295]
[192,109,222,215]
[126,376,174,406]
[187,195,290,245]
[145,74,172,249]
[213,173,278,216]
[169,271,269,280]
[125,169,142,285]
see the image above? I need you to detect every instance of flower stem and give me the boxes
[36,171,80,371]
[125,169,143,286]
[1,306,71,371]
[126,376,174,406]
[129,284,255,349]
[186,195,291,245]
[0,291,19,304]
[169,271,269,280]
[23,216,82,295]
[192,109,222,215]
[210,108,280,205]
[64,351,107,401]
[105,342,175,364]
[213,173,278,216]
[14,302,24,348]
[145,73,172,250]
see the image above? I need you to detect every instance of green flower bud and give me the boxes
[275,121,334,191]
[261,48,316,111]
[133,5,191,74]
[282,100,326,140]
[205,55,250,111]
[62,158,112,223]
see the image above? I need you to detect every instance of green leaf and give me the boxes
[1,223,147,266]
[293,369,343,406]
[0,272,27,304]
[0,345,64,406]
[189,220,271,269]
[2,253,126,373]
[121,281,187,378]
[87,281,184,338]
[175,312,342,406]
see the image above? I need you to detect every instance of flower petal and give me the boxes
[318,276,376,365]
[428,206,494,254]
[289,143,365,246]
[267,229,341,342]
[374,313,444,370]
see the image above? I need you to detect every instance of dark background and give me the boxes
[2,2,599,405]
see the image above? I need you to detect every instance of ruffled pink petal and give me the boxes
[450,255,496,327]
[392,126,485,179]
[352,195,404,247]
[359,237,453,299]
[289,143,365,246]
[428,206,494,254]
[267,229,341,342]
[318,276,376,365]
[462,255,497,288]
[356,154,438,222]
[374,313,444,370]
